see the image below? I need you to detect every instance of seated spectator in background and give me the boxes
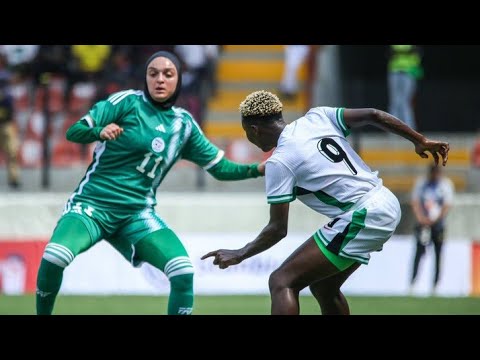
[97,49,136,100]
[0,45,39,84]
[0,55,21,189]
[65,45,112,107]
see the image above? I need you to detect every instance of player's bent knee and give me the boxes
[42,243,75,268]
[164,256,194,289]
[269,269,288,292]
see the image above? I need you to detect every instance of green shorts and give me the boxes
[61,201,169,266]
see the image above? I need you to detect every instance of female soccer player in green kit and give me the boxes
[36,51,265,315]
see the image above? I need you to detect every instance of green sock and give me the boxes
[168,274,194,315]
[36,259,64,315]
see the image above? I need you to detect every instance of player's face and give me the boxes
[242,120,273,152]
[146,57,178,103]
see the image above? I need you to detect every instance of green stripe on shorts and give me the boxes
[313,232,356,271]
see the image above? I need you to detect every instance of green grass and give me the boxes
[2,295,480,315]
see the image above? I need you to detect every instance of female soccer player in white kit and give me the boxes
[202,90,449,315]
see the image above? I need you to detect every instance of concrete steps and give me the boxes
[205,45,308,140]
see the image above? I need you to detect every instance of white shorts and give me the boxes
[315,185,401,265]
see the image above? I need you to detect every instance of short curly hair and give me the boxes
[239,90,283,118]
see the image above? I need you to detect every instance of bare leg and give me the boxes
[269,236,341,315]
[309,262,361,315]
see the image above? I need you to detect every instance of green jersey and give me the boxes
[67,90,222,210]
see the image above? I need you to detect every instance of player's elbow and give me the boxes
[368,108,382,120]
[269,223,288,239]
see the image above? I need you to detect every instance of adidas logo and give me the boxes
[155,124,166,132]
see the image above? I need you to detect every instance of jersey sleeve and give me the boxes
[311,106,351,138]
[266,159,297,204]
[181,117,224,168]
[82,90,134,128]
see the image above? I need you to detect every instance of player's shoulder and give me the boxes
[172,105,194,121]
[106,89,143,106]
[171,106,204,134]
[304,106,341,124]
[306,105,338,115]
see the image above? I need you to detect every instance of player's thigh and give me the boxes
[47,214,102,261]
[273,236,341,291]
[134,229,189,270]
[109,209,190,271]
[310,262,361,296]
[107,208,170,265]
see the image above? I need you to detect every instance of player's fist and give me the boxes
[100,123,124,141]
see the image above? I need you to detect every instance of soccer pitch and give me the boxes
[2,295,480,315]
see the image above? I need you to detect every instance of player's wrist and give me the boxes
[93,126,104,140]
[248,163,261,178]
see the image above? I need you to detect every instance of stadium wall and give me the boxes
[0,193,479,296]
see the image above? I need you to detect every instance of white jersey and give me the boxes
[266,106,382,218]
[411,175,454,225]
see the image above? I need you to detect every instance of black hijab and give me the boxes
[144,51,182,110]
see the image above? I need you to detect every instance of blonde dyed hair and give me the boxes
[239,90,283,118]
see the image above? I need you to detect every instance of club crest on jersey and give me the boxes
[151,137,165,153]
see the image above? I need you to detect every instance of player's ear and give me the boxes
[250,124,259,135]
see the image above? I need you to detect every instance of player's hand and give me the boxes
[415,138,449,166]
[100,123,124,141]
[201,249,244,269]
[257,161,266,175]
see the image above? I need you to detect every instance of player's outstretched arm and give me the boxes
[206,158,265,181]
[66,119,124,144]
[201,202,289,269]
[343,108,449,166]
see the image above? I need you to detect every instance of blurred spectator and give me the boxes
[0,54,21,189]
[31,45,70,83]
[174,45,217,189]
[0,45,39,83]
[467,129,480,192]
[174,45,209,127]
[31,45,70,111]
[204,45,221,98]
[279,45,310,100]
[409,165,454,295]
[65,45,112,107]
[97,49,136,100]
[387,45,423,130]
